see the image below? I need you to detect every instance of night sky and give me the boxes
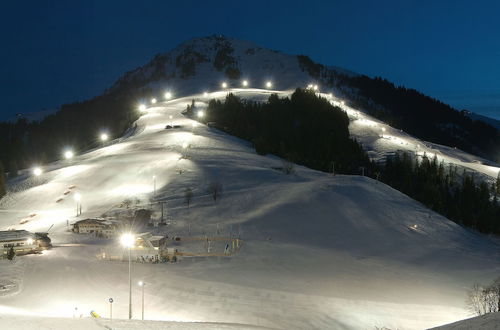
[1,0,500,120]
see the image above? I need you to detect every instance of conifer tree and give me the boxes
[0,160,6,199]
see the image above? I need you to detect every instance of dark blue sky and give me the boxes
[1,0,500,120]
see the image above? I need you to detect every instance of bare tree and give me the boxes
[184,187,193,207]
[466,283,487,316]
[207,182,223,202]
[466,277,500,316]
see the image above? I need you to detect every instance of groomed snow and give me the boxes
[430,312,500,330]
[0,89,499,329]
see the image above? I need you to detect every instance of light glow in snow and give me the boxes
[64,150,74,160]
[242,80,248,87]
[197,110,204,118]
[32,167,42,176]
[138,104,146,112]
[203,92,208,97]
[265,81,273,88]
[221,82,228,88]
[151,98,157,104]
[100,133,108,141]
[164,92,172,99]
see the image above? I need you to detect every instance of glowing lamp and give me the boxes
[120,233,135,248]
[33,167,42,176]
[64,150,74,159]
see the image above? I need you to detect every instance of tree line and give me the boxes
[380,152,500,234]
[0,89,147,177]
[296,55,500,163]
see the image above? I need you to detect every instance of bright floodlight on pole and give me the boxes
[120,233,135,248]
[121,232,135,320]
[266,81,273,88]
[164,92,172,100]
[64,150,74,160]
[33,167,42,176]
[151,98,157,104]
[139,104,146,112]
[242,80,248,87]
[197,110,205,118]
[221,82,228,89]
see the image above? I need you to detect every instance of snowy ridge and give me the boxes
[0,88,499,329]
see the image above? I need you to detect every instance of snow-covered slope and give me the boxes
[1,88,499,330]
[430,312,500,330]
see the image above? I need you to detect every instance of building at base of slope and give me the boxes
[72,218,121,238]
[0,230,52,257]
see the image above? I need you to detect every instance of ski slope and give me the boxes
[0,88,499,330]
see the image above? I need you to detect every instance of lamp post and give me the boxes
[120,233,135,319]
[153,175,156,197]
[74,193,81,216]
[138,281,145,320]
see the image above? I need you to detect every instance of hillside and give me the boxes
[2,36,500,176]
[1,89,499,329]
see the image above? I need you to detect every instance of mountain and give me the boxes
[2,35,499,174]
[96,35,500,163]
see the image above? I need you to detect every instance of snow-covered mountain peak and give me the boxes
[107,35,340,96]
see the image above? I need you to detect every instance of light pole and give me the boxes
[74,193,81,216]
[109,298,113,321]
[120,233,135,319]
[138,281,145,320]
[153,175,156,197]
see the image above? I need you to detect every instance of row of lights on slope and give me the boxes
[138,80,336,113]
[32,81,337,177]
